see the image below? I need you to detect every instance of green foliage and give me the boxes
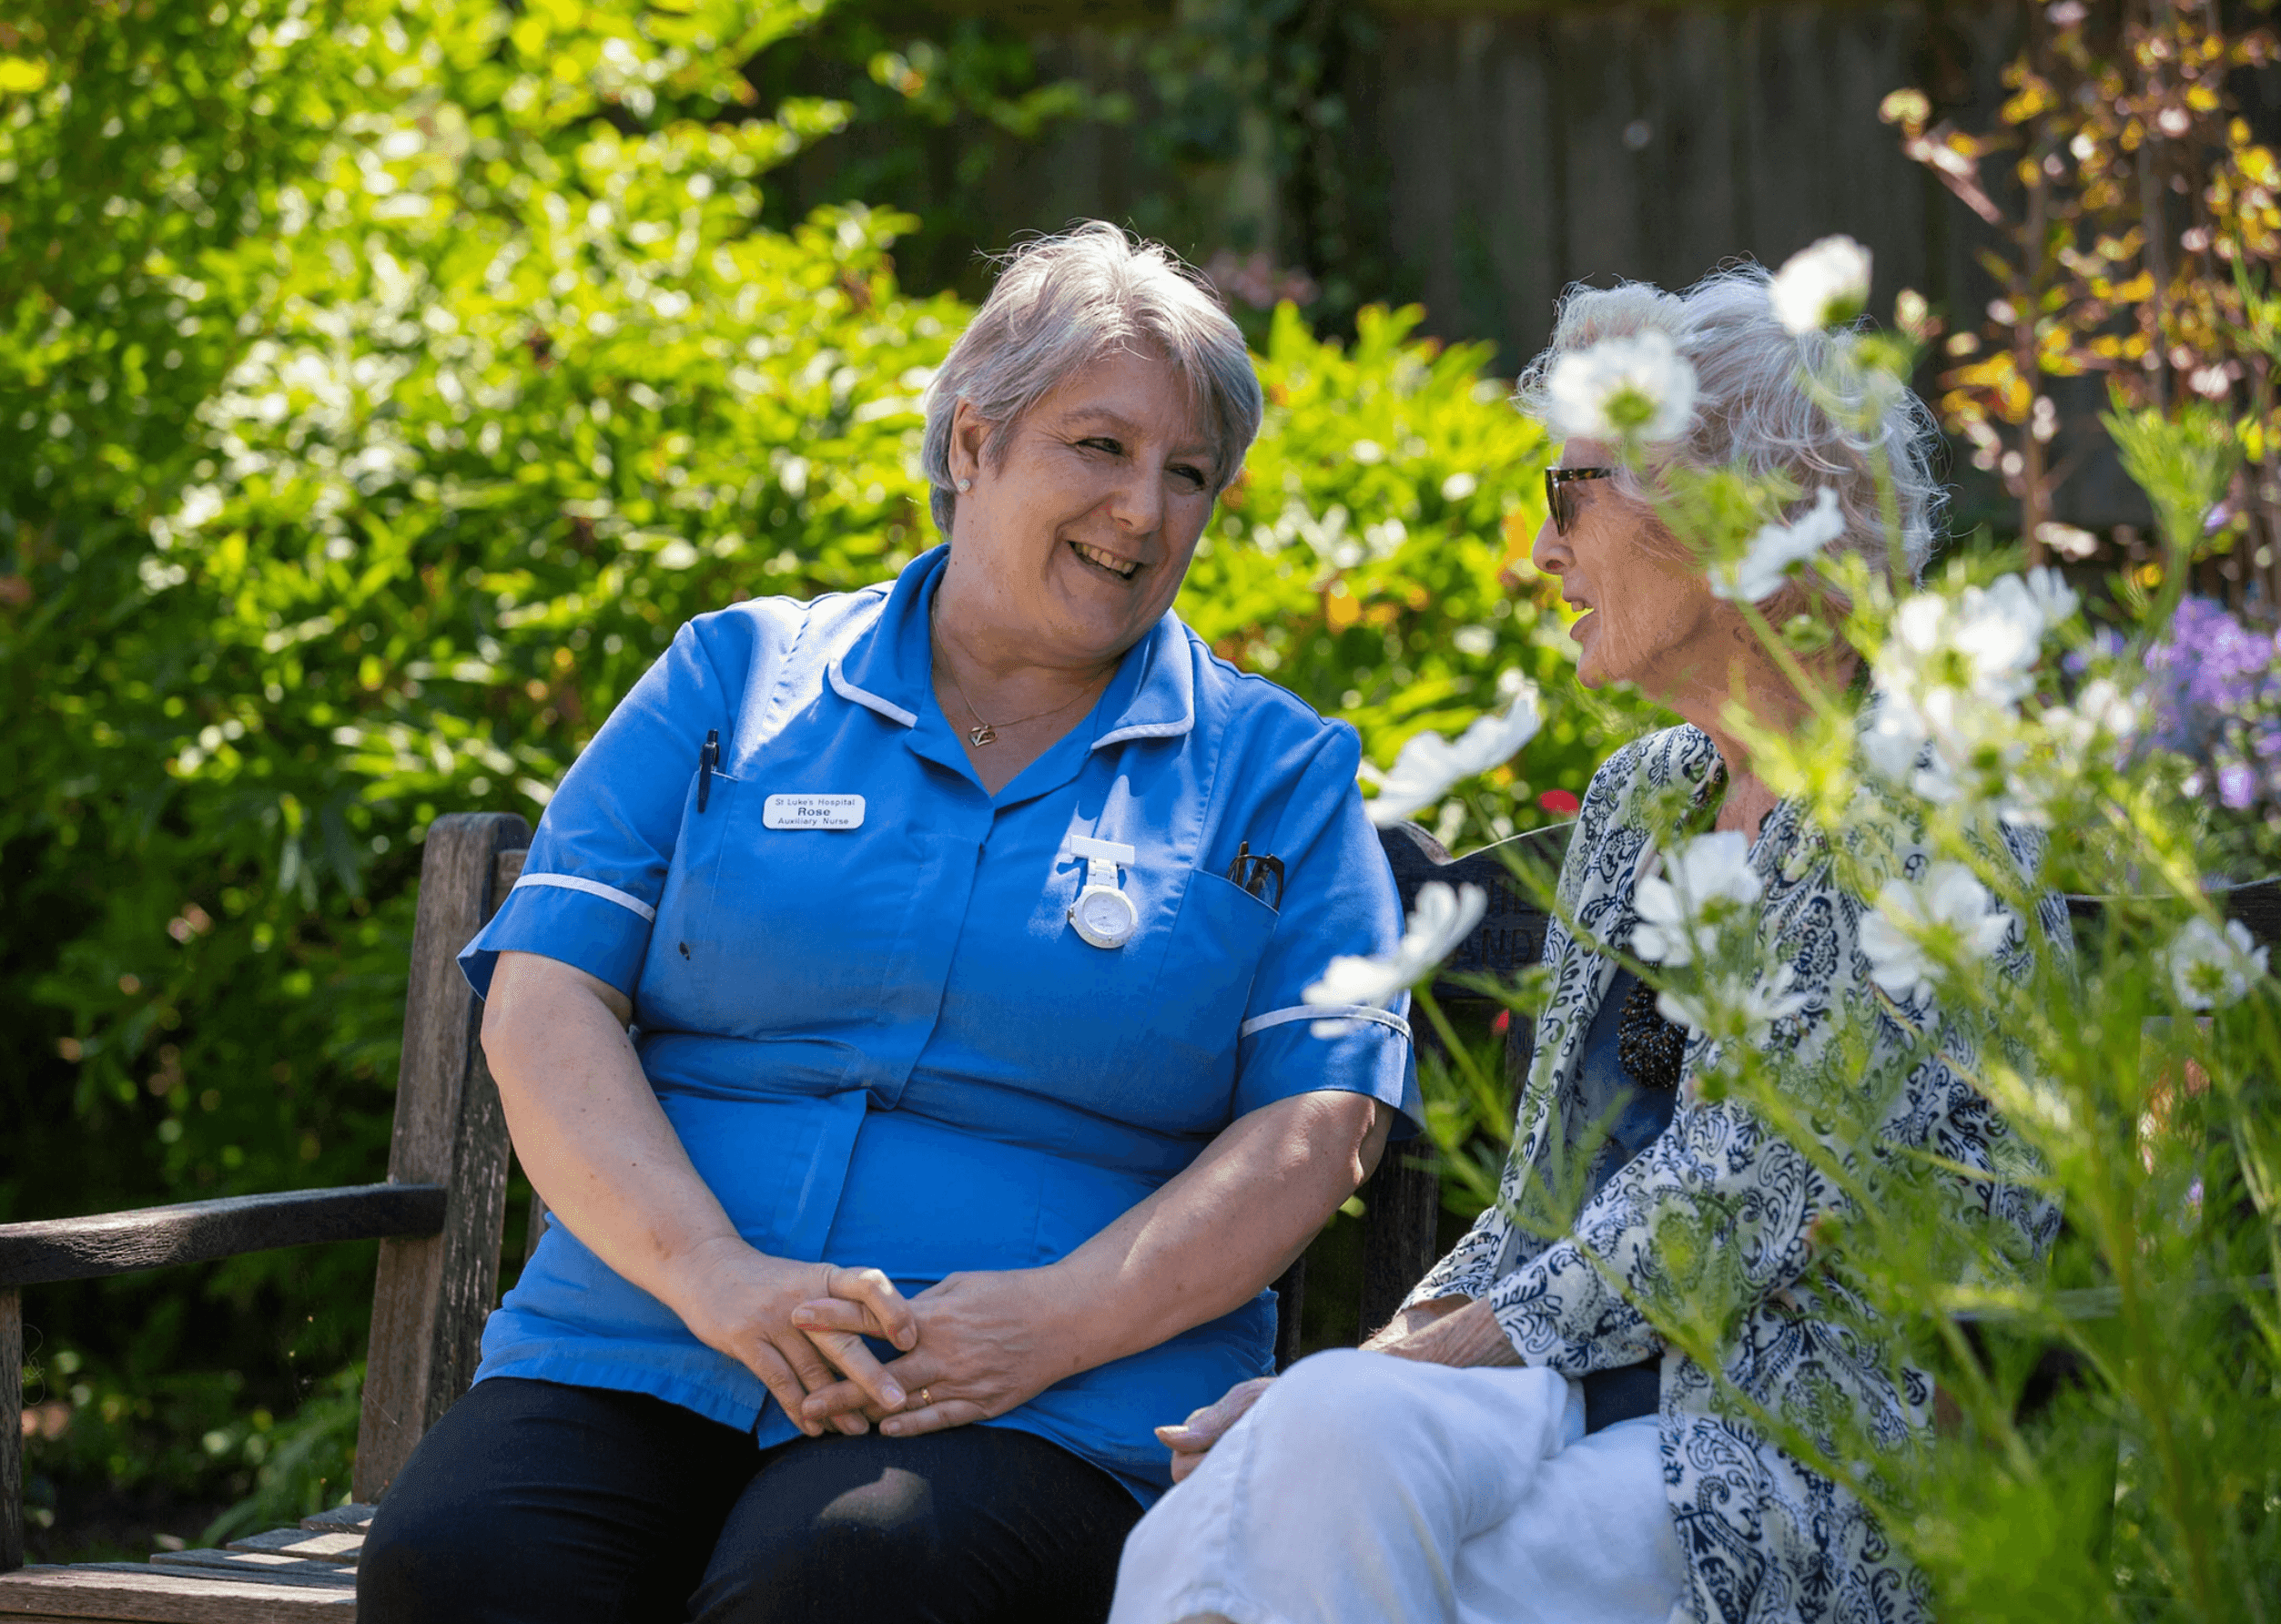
[1,0,957,1541]
[2103,398,2245,605]
[738,6,1130,301]
[1125,0,1388,322]
[197,1364,363,1546]
[16,1345,351,1558]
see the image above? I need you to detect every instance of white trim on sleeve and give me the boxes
[1240,1004,1412,1041]
[509,872,658,924]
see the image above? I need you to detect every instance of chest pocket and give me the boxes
[641,773,906,1045]
[1095,867,1281,1127]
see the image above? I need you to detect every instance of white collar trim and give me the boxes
[1092,716,1193,749]
[827,655,918,728]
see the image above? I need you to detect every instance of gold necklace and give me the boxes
[930,597,1104,747]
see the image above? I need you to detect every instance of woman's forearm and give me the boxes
[1378,1297,1522,1367]
[1360,1295,1470,1351]
[1041,1091,1393,1375]
[482,949,745,1312]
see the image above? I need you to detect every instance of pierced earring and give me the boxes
[956,478,972,492]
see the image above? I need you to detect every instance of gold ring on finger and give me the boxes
[917,1387,932,1408]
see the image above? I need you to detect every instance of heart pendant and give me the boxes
[968,724,999,746]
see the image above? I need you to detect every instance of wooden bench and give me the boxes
[5,809,2269,1619]
[0,814,535,1621]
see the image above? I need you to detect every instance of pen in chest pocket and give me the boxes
[697,728,719,813]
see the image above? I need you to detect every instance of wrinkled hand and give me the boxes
[791,1269,1070,1437]
[1153,1376,1274,1484]
[670,1237,917,1437]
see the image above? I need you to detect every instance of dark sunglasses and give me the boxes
[1545,465,1615,535]
[1225,840,1284,911]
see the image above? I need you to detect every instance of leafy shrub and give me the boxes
[0,0,956,1537]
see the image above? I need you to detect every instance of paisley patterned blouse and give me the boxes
[1404,723,2062,1624]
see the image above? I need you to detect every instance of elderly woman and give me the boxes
[1110,268,2058,1624]
[358,223,1416,1624]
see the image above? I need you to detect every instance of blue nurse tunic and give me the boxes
[457,544,1415,1503]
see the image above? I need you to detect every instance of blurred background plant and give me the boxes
[1880,1,2281,581]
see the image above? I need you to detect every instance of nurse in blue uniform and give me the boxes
[358,221,1417,1624]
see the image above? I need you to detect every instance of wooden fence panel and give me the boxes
[1364,3,2018,372]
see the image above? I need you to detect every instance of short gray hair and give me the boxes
[921,222,1264,536]
[1515,265,1947,598]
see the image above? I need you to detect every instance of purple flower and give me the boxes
[2138,597,2281,817]
[2145,599,2277,748]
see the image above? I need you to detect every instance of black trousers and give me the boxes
[358,1377,1143,1624]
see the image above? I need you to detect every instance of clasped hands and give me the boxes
[674,1236,1068,1441]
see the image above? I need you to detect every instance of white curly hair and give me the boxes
[1514,264,1946,608]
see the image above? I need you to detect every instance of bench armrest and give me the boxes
[0,1183,448,1289]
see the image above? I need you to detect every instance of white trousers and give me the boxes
[1110,1349,1688,1624]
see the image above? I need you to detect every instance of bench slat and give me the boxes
[0,1564,355,1619]
[218,1531,361,1567]
[143,1551,354,1588]
[0,1188,448,1290]
[1379,821,1562,997]
[294,1507,374,1536]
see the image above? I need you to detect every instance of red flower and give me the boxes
[1537,788,1581,815]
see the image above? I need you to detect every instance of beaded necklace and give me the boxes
[1615,979,1689,1093]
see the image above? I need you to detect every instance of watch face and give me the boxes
[1079,891,1132,934]
[1071,887,1138,948]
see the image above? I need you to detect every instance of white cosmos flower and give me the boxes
[1860,696,1931,785]
[1709,487,1846,603]
[1658,963,1809,1042]
[2164,916,2269,1011]
[1305,881,1490,1030]
[1364,685,1542,827]
[2022,565,2079,628]
[1769,236,1873,334]
[1545,328,1698,446]
[1952,580,2048,692]
[2044,677,2141,767]
[1874,577,2047,726]
[1632,830,1761,967]
[1905,695,2044,821]
[1872,575,2065,823]
[1858,862,2013,1005]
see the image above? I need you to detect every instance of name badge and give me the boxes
[763,794,865,831]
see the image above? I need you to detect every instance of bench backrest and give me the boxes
[351,813,530,1500]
